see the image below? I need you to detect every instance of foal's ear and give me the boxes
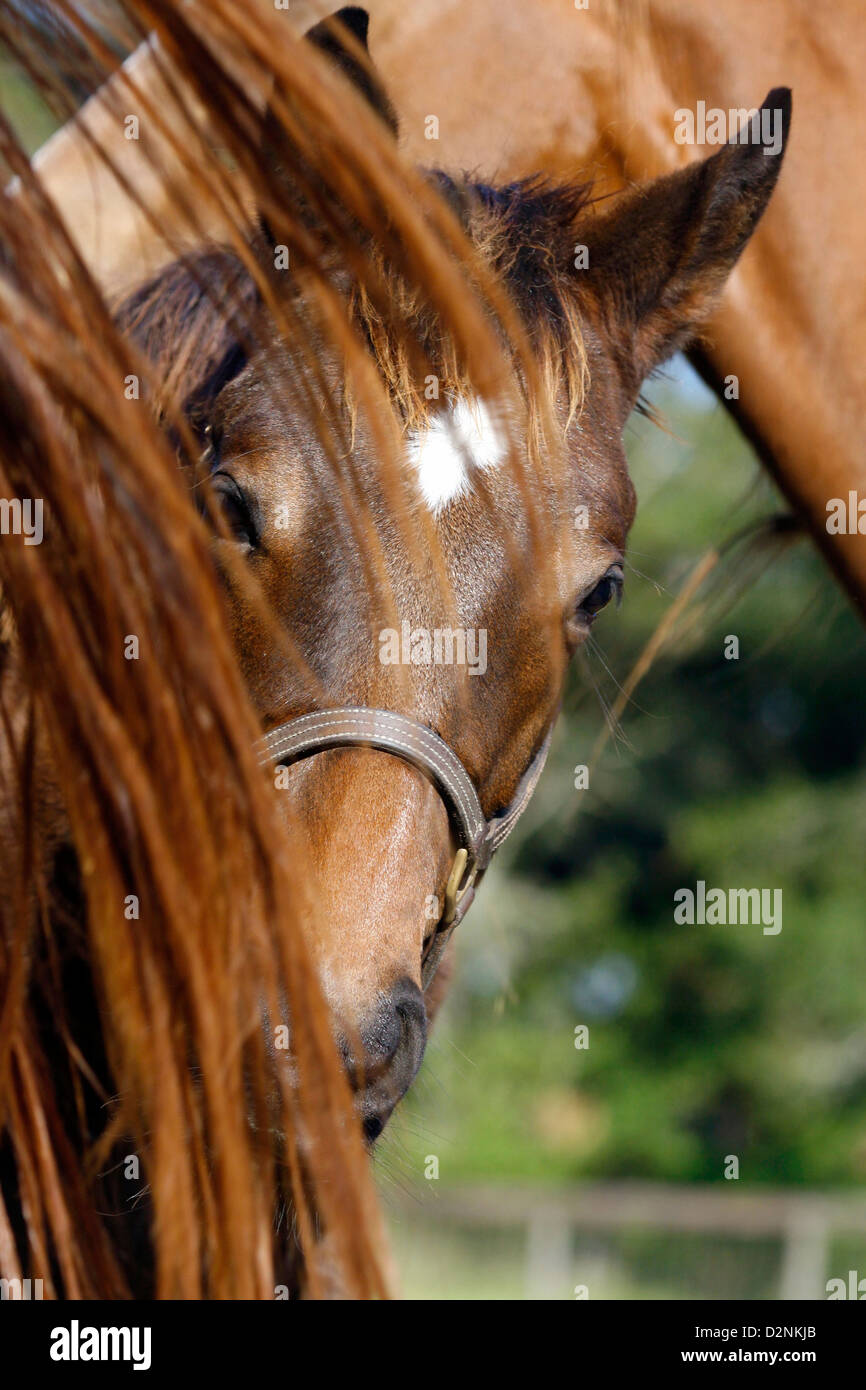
[584,89,791,391]
[117,250,257,449]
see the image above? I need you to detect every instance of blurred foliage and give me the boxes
[0,3,134,159]
[0,53,58,154]
[382,360,866,1195]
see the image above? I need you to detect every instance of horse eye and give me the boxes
[579,564,624,621]
[211,473,258,548]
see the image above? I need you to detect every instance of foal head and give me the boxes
[123,9,789,1140]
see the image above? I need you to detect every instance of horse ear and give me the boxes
[303,7,398,136]
[583,88,791,392]
[117,250,257,449]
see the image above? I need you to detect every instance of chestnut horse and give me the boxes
[0,4,789,1295]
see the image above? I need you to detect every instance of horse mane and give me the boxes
[0,0,579,1299]
[117,168,593,466]
[0,137,387,1298]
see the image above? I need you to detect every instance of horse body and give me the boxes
[377,0,866,611]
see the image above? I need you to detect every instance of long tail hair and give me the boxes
[0,0,553,1298]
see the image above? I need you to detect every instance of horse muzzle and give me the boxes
[340,977,428,1142]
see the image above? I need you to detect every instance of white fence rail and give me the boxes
[389,1182,866,1299]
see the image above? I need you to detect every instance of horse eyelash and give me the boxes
[211,471,259,548]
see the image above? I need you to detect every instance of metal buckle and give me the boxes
[442,847,477,928]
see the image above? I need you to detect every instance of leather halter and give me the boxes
[256,708,554,990]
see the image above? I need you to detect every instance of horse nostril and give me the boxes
[352,978,427,1091]
[389,978,428,1073]
[391,978,426,1048]
[363,1114,385,1143]
[348,981,428,1143]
